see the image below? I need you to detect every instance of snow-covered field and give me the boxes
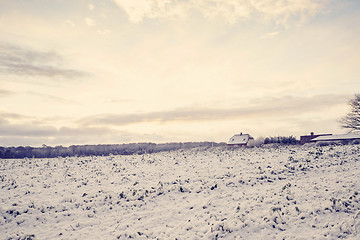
[1,144,359,239]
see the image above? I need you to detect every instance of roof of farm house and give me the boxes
[227,133,253,145]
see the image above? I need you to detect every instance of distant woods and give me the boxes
[0,142,225,159]
[0,136,303,159]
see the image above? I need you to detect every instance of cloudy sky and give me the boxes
[0,0,359,147]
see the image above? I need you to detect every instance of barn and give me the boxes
[310,131,360,143]
[227,133,254,147]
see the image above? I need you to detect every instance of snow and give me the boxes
[1,144,360,239]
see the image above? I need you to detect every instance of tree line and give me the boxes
[0,142,225,159]
[263,136,299,145]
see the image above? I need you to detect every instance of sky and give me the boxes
[0,0,360,147]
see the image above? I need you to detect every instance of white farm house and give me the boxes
[227,133,254,147]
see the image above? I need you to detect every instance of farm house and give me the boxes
[227,133,254,147]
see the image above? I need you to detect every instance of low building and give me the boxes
[310,131,360,143]
[300,132,332,144]
[227,133,254,147]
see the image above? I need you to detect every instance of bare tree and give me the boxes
[340,94,360,131]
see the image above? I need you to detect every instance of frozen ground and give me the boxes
[1,144,359,239]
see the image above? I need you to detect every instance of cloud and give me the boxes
[250,0,328,26]
[0,90,73,103]
[112,0,329,25]
[0,112,59,138]
[65,19,76,27]
[85,17,111,35]
[0,130,154,147]
[80,94,349,126]
[0,118,117,138]
[0,43,90,79]
[0,111,29,120]
[260,31,279,39]
[89,4,95,11]
[25,91,75,104]
[0,89,14,97]
[0,115,152,146]
[85,17,96,27]
[97,29,111,35]
[0,111,117,137]
[0,120,57,137]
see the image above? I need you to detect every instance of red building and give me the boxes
[300,132,332,144]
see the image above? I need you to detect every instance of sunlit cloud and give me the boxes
[112,0,329,25]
